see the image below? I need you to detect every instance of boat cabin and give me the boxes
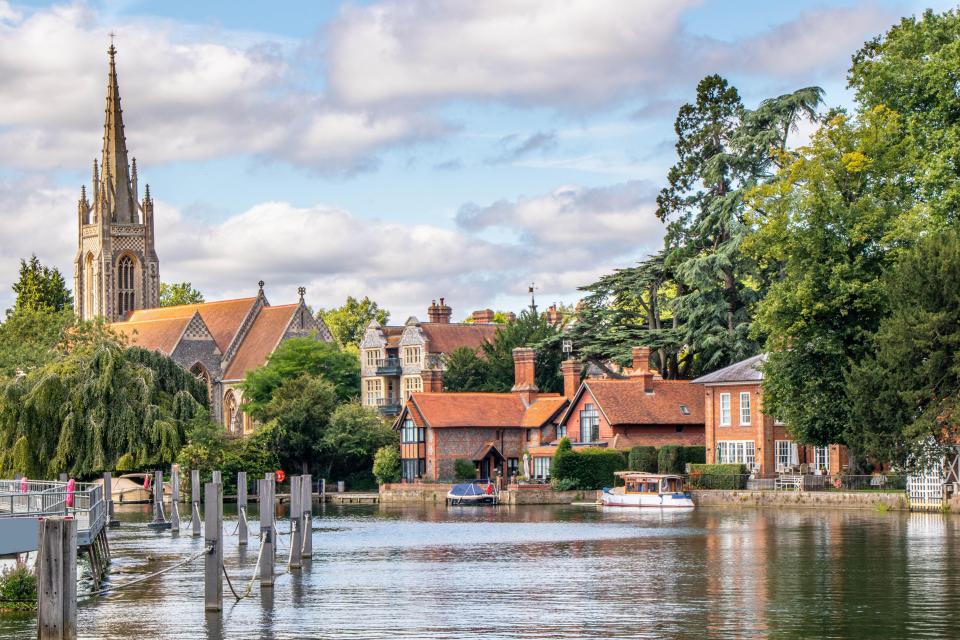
[615,472,685,495]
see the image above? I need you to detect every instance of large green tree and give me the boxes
[321,403,396,479]
[255,373,339,474]
[160,282,204,307]
[0,308,75,378]
[10,255,72,314]
[317,296,390,349]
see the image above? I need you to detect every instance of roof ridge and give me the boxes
[147,296,257,311]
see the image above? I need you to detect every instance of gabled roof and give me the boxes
[222,305,298,381]
[692,353,767,385]
[420,322,497,353]
[126,297,258,352]
[560,378,705,426]
[400,392,567,429]
[110,316,192,353]
[521,396,568,427]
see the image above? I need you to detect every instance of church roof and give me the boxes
[126,297,258,352]
[222,305,299,382]
[110,316,192,353]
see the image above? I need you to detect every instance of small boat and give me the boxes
[95,473,172,504]
[446,480,499,505]
[601,472,694,508]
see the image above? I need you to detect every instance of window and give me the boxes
[364,349,379,368]
[719,393,731,426]
[402,346,422,366]
[401,458,424,481]
[402,376,423,401]
[401,419,424,444]
[679,404,690,416]
[117,255,136,318]
[776,440,799,471]
[717,440,756,468]
[507,458,519,477]
[579,403,600,442]
[740,392,751,425]
[364,378,382,406]
[533,456,551,479]
[813,446,830,471]
[557,424,567,439]
[526,429,533,442]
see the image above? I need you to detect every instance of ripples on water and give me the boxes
[2,504,959,639]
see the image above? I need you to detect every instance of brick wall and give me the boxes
[431,427,525,481]
[611,425,705,447]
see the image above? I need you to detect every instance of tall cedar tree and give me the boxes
[10,255,72,314]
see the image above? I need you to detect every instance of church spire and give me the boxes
[100,41,136,223]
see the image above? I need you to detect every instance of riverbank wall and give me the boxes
[379,484,598,505]
[691,490,910,511]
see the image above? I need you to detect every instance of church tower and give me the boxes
[73,43,160,321]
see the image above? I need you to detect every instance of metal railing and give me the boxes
[375,357,402,369]
[0,479,106,546]
[685,473,907,493]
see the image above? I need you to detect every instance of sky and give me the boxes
[0,0,953,321]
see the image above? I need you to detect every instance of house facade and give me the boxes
[692,354,847,474]
[359,299,499,417]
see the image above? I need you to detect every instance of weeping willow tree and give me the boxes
[0,335,208,478]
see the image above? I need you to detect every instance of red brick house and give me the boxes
[692,354,848,474]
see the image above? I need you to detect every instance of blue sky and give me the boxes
[0,0,952,319]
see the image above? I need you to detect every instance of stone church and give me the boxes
[74,45,333,430]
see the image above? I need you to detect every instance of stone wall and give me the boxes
[692,489,909,511]
[379,483,599,505]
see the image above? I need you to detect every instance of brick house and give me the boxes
[359,298,499,417]
[692,354,848,474]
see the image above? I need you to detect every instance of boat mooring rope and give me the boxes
[78,544,213,600]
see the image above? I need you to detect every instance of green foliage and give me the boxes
[687,463,748,489]
[317,296,390,349]
[322,403,397,477]
[0,307,75,378]
[555,437,572,455]
[0,562,36,611]
[258,374,338,473]
[159,282,204,307]
[657,445,684,474]
[222,422,280,489]
[444,310,563,393]
[684,446,706,465]
[241,337,359,414]
[372,446,401,485]
[551,447,626,490]
[10,255,72,314]
[454,458,476,481]
[628,446,658,472]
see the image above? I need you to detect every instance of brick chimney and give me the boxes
[632,346,654,393]
[546,304,563,326]
[427,297,452,324]
[561,359,581,399]
[511,347,539,405]
[421,368,443,393]
[472,308,494,324]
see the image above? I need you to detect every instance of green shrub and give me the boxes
[687,463,748,489]
[0,562,36,611]
[344,469,378,491]
[454,458,476,481]
[628,446,658,472]
[657,445,684,474]
[372,446,401,485]
[552,447,626,490]
[683,446,706,466]
[115,452,135,472]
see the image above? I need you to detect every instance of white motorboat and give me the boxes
[601,472,694,508]
[95,473,172,504]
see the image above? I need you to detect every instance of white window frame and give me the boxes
[775,440,799,471]
[717,440,756,468]
[364,378,382,406]
[719,393,731,426]
[364,349,380,368]
[813,446,830,472]
[401,375,423,401]
[739,392,751,426]
[402,346,422,366]
[533,456,551,480]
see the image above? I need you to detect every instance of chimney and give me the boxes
[472,308,494,324]
[546,304,563,326]
[505,311,517,323]
[421,368,443,393]
[511,347,539,405]
[427,297,452,324]
[632,346,654,393]
[561,359,581,400]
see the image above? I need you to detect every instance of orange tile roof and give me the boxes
[521,396,568,427]
[222,305,298,381]
[127,297,257,352]
[409,392,565,429]
[578,379,705,426]
[419,323,497,353]
[110,316,191,354]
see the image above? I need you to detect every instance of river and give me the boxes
[2,503,959,639]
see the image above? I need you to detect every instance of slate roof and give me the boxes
[222,305,298,381]
[126,297,257,352]
[403,393,567,429]
[691,353,767,385]
[561,379,705,427]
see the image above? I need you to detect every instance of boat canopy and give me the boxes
[448,482,490,497]
[613,471,684,481]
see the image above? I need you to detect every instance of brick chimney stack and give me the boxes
[427,297,453,324]
[421,368,443,393]
[632,346,654,393]
[472,308,494,324]
[561,359,581,399]
[511,347,539,405]
[546,304,563,326]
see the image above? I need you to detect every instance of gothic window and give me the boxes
[190,363,212,403]
[117,255,136,318]
[84,253,95,317]
[224,390,242,435]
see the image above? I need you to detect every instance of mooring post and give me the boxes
[237,471,248,547]
[212,470,222,486]
[58,473,67,483]
[288,475,302,569]
[191,469,201,537]
[37,516,78,640]
[148,469,170,529]
[301,473,312,558]
[320,478,326,503]
[103,472,119,527]
[204,481,222,612]
[259,475,274,588]
[170,465,181,532]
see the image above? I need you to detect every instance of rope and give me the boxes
[222,561,241,601]
[78,544,212,599]
[286,520,298,567]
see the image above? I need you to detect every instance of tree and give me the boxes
[440,347,490,392]
[160,282,204,307]
[0,308,75,378]
[257,373,338,473]
[846,231,960,466]
[322,403,397,479]
[241,337,359,416]
[372,446,401,485]
[317,296,390,349]
[10,255,72,314]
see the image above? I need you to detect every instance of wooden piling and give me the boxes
[149,469,169,529]
[212,470,222,485]
[37,516,77,640]
[191,469,201,538]
[204,481,222,612]
[288,476,302,569]
[237,472,248,547]
[259,476,274,588]
[103,472,119,527]
[301,473,312,558]
[170,465,181,533]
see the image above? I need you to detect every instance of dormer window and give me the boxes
[679,404,690,416]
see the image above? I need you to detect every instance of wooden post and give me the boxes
[237,472,247,547]
[103,472,118,527]
[204,481,222,612]
[212,470,222,485]
[37,516,77,640]
[149,469,169,529]
[259,475,274,588]
[170,465,180,532]
[301,473,312,558]
[288,476,301,569]
[191,469,201,538]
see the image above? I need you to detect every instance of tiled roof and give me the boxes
[222,305,297,381]
[127,297,257,352]
[409,392,565,429]
[692,353,767,385]
[420,323,497,353]
[521,396,568,427]
[471,441,504,461]
[575,379,705,426]
[110,316,191,354]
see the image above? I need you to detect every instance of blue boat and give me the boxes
[446,481,499,505]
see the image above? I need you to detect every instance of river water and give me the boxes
[2,503,960,639]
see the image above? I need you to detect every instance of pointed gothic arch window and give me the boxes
[117,254,136,318]
[190,363,212,403]
[223,390,242,435]
[84,253,95,318]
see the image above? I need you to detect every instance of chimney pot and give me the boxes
[511,347,539,405]
[561,359,581,400]
[421,369,443,393]
[631,346,654,393]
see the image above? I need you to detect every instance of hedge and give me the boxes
[454,458,477,481]
[628,446,658,472]
[657,445,684,474]
[552,446,626,490]
[687,463,748,489]
[683,446,706,466]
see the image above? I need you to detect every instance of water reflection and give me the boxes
[2,505,960,638]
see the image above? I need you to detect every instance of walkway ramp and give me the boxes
[0,480,106,556]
